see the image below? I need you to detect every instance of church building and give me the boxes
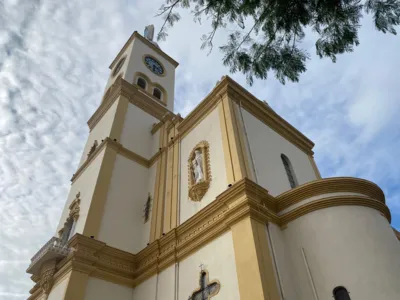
[26,25,400,300]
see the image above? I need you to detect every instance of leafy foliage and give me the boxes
[156,0,400,84]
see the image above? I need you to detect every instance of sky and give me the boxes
[0,0,399,298]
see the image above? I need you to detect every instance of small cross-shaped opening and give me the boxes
[190,271,220,300]
[143,194,152,223]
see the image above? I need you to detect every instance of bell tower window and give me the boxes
[137,77,147,90]
[112,56,126,77]
[153,88,162,100]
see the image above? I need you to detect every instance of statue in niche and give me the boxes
[192,149,204,184]
[188,141,211,202]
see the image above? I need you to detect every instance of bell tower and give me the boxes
[104,24,178,112]
[26,26,181,300]
[26,23,400,300]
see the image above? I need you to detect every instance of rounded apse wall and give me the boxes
[282,205,400,300]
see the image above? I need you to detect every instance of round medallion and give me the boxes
[113,57,126,77]
[144,56,164,76]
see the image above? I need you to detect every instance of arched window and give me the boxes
[281,154,298,188]
[333,286,351,300]
[153,88,162,100]
[112,57,126,77]
[137,77,147,90]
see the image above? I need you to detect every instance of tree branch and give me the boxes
[193,3,213,17]
[233,20,259,53]
[202,6,223,54]
[156,0,182,38]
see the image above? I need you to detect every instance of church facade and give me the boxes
[26,26,400,300]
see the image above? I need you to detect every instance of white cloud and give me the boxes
[0,0,399,298]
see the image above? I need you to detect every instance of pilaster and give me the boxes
[231,217,280,300]
[80,95,129,238]
[150,120,169,242]
[308,155,322,179]
[63,271,90,300]
[82,145,118,238]
[218,93,249,184]
[164,119,181,233]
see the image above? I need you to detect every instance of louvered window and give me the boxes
[137,77,147,90]
[153,88,162,100]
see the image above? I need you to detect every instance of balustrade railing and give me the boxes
[27,236,71,275]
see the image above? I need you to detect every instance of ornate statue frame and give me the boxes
[58,192,80,238]
[188,141,211,202]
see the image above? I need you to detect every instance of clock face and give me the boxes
[144,56,164,75]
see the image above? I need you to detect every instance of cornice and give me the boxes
[109,31,179,70]
[33,178,276,292]
[87,77,125,132]
[393,228,400,241]
[151,110,181,136]
[71,138,165,183]
[28,286,42,300]
[149,150,162,167]
[34,177,391,294]
[177,79,227,139]
[151,121,164,135]
[176,76,314,154]
[222,76,314,155]
[130,87,174,120]
[88,78,176,132]
[276,177,385,211]
[71,139,108,183]
[280,195,391,225]
[113,141,150,168]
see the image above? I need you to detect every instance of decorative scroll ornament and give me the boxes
[87,140,98,158]
[188,141,211,202]
[39,260,56,296]
[58,192,80,238]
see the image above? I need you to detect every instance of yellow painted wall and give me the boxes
[178,231,240,299]
[179,108,228,224]
[119,103,159,159]
[156,265,175,300]
[84,277,133,300]
[97,154,150,253]
[47,275,69,300]
[282,205,400,299]
[56,148,106,236]
[240,106,316,196]
[132,274,157,299]
[132,265,176,299]
[78,100,119,167]
[104,42,134,91]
